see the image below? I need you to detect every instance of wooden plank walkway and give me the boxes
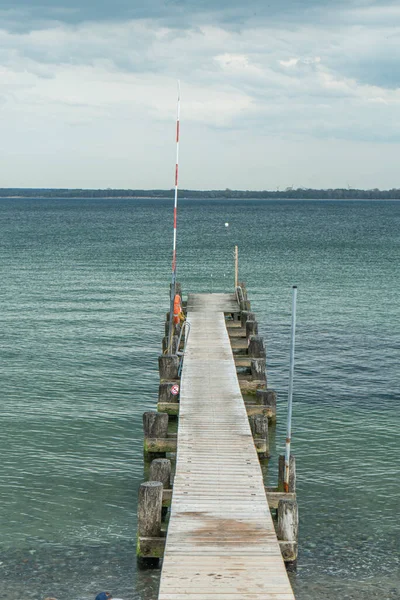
[158,293,295,600]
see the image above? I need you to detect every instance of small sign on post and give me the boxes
[170,384,180,396]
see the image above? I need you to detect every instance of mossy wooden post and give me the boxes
[149,458,171,490]
[143,411,169,438]
[277,499,298,562]
[249,414,269,458]
[137,481,163,566]
[157,381,180,416]
[256,389,277,421]
[240,300,251,311]
[278,454,296,492]
[159,354,179,381]
[158,382,180,403]
[241,311,255,328]
[143,411,169,458]
[138,481,163,537]
[246,320,258,338]
[149,458,172,520]
[251,358,266,380]
[248,336,266,358]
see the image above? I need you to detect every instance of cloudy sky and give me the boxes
[1,0,399,189]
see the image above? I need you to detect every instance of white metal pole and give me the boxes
[234,245,238,289]
[284,285,297,493]
[167,81,181,352]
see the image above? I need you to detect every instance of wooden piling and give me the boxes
[246,319,258,337]
[249,413,269,458]
[158,381,180,404]
[241,310,255,328]
[157,380,180,415]
[251,357,266,380]
[143,411,168,439]
[137,481,164,565]
[143,411,171,456]
[277,499,298,562]
[158,354,179,380]
[149,458,171,490]
[137,481,163,537]
[248,335,266,358]
[256,389,277,420]
[278,454,296,492]
[149,458,172,520]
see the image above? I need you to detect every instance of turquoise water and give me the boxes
[0,198,399,599]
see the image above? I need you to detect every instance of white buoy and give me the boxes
[225,222,229,228]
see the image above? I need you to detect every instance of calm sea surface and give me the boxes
[0,198,399,600]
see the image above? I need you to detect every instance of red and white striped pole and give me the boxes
[172,80,180,274]
[167,81,181,352]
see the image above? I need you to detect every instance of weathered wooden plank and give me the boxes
[157,402,180,415]
[226,320,244,328]
[265,491,296,509]
[227,327,246,338]
[162,488,172,506]
[234,355,252,367]
[143,437,177,454]
[230,338,248,349]
[158,402,269,417]
[137,536,165,557]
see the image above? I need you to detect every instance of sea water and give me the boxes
[0,198,399,599]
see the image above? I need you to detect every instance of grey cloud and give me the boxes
[338,56,400,90]
[1,0,400,189]
[0,0,348,31]
[3,0,399,93]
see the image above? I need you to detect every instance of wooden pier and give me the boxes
[137,285,298,599]
[159,292,295,599]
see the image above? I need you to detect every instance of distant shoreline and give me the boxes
[2,195,158,200]
[0,188,399,200]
